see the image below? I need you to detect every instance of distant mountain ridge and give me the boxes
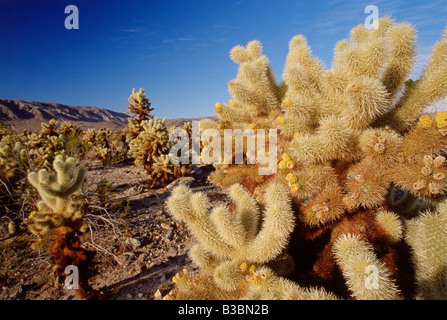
[0,99,217,131]
[0,99,130,131]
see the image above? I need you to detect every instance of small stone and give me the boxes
[8,221,16,235]
[115,252,135,266]
[192,165,203,175]
[165,231,174,241]
[154,289,162,300]
[160,275,166,282]
[166,176,195,191]
[9,285,23,299]
[125,238,141,250]
[161,223,170,230]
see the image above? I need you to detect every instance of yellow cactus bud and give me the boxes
[248,123,256,130]
[342,196,357,210]
[281,153,291,161]
[215,102,223,113]
[277,116,286,124]
[294,132,300,138]
[286,160,295,169]
[32,237,42,249]
[278,160,287,170]
[240,262,248,273]
[248,275,262,284]
[290,183,300,192]
[282,98,292,107]
[286,173,297,183]
[419,115,433,128]
[435,111,447,129]
[172,276,178,283]
[229,99,238,107]
[28,211,37,220]
[249,265,256,274]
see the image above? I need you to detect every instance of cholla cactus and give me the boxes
[81,128,128,165]
[405,199,447,299]
[166,265,338,300]
[125,88,189,187]
[243,266,339,300]
[169,17,447,299]
[333,233,402,300]
[27,155,95,299]
[128,116,188,187]
[19,119,83,171]
[0,137,27,178]
[0,120,78,203]
[27,155,87,239]
[126,88,154,139]
[166,182,296,298]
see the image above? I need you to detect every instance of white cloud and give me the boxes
[163,36,196,44]
[118,27,146,33]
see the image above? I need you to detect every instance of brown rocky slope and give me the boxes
[0,99,216,131]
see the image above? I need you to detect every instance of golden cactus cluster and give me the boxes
[165,17,447,300]
[125,88,190,187]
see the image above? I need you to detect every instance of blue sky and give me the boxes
[0,0,446,119]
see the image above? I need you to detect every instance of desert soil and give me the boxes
[0,162,223,300]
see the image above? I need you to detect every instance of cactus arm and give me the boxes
[245,183,295,263]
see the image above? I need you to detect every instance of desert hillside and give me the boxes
[0,99,215,131]
[0,99,129,131]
